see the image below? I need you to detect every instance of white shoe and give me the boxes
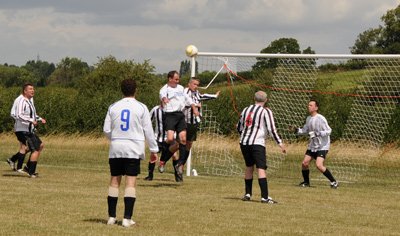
[330,181,339,189]
[16,169,27,175]
[6,159,15,170]
[261,197,278,204]
[107,217,116,225]
[122,218,136,227]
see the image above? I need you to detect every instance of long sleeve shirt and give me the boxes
[183,88,218,124]
[14,96,40,133]
[297,113,331,151]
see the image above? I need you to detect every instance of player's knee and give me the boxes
[302,161,309,168]
[166,137,174,144]
[108,186,119,197]
[124,187,136,198]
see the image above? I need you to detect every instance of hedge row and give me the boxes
[0,81,398,143]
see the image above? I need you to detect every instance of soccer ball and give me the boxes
[185,45,198,57]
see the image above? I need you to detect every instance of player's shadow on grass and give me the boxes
[223,196,252,202]
[138,182,181,188]
[2,173,29,178]
[83,218,108,225]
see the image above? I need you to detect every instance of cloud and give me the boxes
[0,0,398,72]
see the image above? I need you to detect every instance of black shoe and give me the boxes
[144,176,153,181]
[299,182,310,187]
[174,172,183,182]
[174,164,183,181]
[23,165,29,174]
[241,194,251,201]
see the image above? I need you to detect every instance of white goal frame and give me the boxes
[185,49,400,180]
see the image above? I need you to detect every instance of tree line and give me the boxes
[0,4,399,143]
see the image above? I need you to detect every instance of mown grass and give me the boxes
[1,134,400,235]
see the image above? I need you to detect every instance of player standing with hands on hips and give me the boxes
[159,71,199,181]
[293,99,338,189]
[237,91,286,204]
[103,78,159,227]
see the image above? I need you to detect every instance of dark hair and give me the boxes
[22,83,34,93]
[167,70,179,79]
[120,79,137,97]
[309,99,319,108]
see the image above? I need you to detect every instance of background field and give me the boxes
[1,134,399,235]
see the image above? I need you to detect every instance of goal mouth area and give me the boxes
[186,52,400,184]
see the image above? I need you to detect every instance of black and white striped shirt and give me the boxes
[237,104,282,146]
[150,105,165,143]
[183,88,218,124]
[14,96,39,133]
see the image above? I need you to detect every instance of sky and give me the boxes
[0,0,399,73]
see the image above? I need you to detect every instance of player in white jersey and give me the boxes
[293,100,338,188]
[7,83,46,177]
[7,94,27,171]
[159,70,199,181]
[103,79,158,227]
[237,91,286,204]
[144,104,179,181]
[182,77,220,164]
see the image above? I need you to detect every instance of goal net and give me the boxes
[188,51,400,185]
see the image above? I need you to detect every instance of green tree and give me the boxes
[77,56,160,132]
[179,60,191,76]
[47,57,91,87]
[351,28,383,54]
[253,38,314,70]
[0,64,37,87]
[22,60,55,86]
[351,4,400,54]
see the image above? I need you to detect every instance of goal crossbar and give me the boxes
[196,52,400,59]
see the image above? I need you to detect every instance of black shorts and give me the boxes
[240,144,267,169]
[15,131,42,152]
[186,123,198,142]
[164,112,186,134]
[305,150,328,159]
[109,158,141,176]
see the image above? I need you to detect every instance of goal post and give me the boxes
[185,47,400,185]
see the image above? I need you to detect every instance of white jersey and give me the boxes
[150,105,165,143]
[183,88,218,124]
[103,97,159,159]
[11,94,24,120]
[237,104,282,147]
[297,113,331,152]
[14,96,40,133]
[159,84,194,112]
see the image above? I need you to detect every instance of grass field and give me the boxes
[1,134,400,235]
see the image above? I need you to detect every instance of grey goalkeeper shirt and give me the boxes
[297,113,331,152]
